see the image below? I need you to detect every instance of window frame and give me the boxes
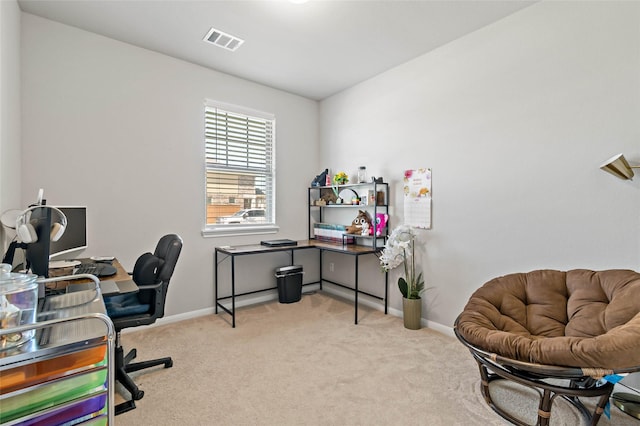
[202,100,278,238]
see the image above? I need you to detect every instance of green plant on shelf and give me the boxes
[333,171,349,185]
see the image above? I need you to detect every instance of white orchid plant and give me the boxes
[379,224,424,300]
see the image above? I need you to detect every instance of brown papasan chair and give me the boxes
[455,269,640,426]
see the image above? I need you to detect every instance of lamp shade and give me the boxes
[600,153,634,180]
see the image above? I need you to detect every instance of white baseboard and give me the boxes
[320,284,454,337]
[126,283,454,337]
[425,319,455,337]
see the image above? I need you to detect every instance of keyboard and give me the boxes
[74,263,117,277]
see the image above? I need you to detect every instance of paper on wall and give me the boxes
[403,168,432,229]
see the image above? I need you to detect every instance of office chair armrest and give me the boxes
[135,281,163,292]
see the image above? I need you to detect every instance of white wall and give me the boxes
[20,13,319,316]
[0,0,22,249]
[17,2,640,330]
[319,1,640,328]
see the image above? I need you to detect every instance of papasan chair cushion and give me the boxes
[456,269,640,369]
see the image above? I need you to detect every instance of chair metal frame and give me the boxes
[454,316,640,426]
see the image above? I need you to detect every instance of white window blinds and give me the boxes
[204,102,275,228]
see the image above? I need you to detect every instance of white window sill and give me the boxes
[201,224,280,238]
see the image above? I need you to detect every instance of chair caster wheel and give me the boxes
[132,389,144,400]
[165,360,173,368]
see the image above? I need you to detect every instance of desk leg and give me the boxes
[319,249,323,291]
[231,256,236,328]
[354,255,359,325]
[384,265,388,315]
[214,250,218,314]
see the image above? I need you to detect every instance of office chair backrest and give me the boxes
[131,234,182,320]
[153,234,182,285]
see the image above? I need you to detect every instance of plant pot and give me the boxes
[402,297,422,330]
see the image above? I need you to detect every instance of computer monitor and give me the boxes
[49,206,87,259]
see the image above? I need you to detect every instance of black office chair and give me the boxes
[103,234,182,415]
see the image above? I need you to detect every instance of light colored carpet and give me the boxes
[114,292,639,425]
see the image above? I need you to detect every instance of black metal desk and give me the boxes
[214,240,388,327]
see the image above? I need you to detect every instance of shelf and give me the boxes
[310,204,387,208]
[339,233,386,250]
[310,182,388,189]
[308,180,390,250]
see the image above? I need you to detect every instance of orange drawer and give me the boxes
[0,345,106,394]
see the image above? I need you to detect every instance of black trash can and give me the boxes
[275,265,303,303]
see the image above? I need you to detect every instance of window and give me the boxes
[203,101,277,236]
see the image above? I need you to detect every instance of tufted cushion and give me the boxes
[456,269,640,369]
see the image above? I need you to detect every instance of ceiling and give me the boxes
[17,0,536,100]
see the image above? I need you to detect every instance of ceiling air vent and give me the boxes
[203,27,244,52]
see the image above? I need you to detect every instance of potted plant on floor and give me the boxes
[379,224,425,329]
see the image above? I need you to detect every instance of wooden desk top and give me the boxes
[103,259,130,282]
[216,239,382,256]
[47,258,130,290]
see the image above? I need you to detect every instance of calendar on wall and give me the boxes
[403,168,432,229]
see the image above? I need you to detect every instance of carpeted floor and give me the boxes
[114,292,639,425]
